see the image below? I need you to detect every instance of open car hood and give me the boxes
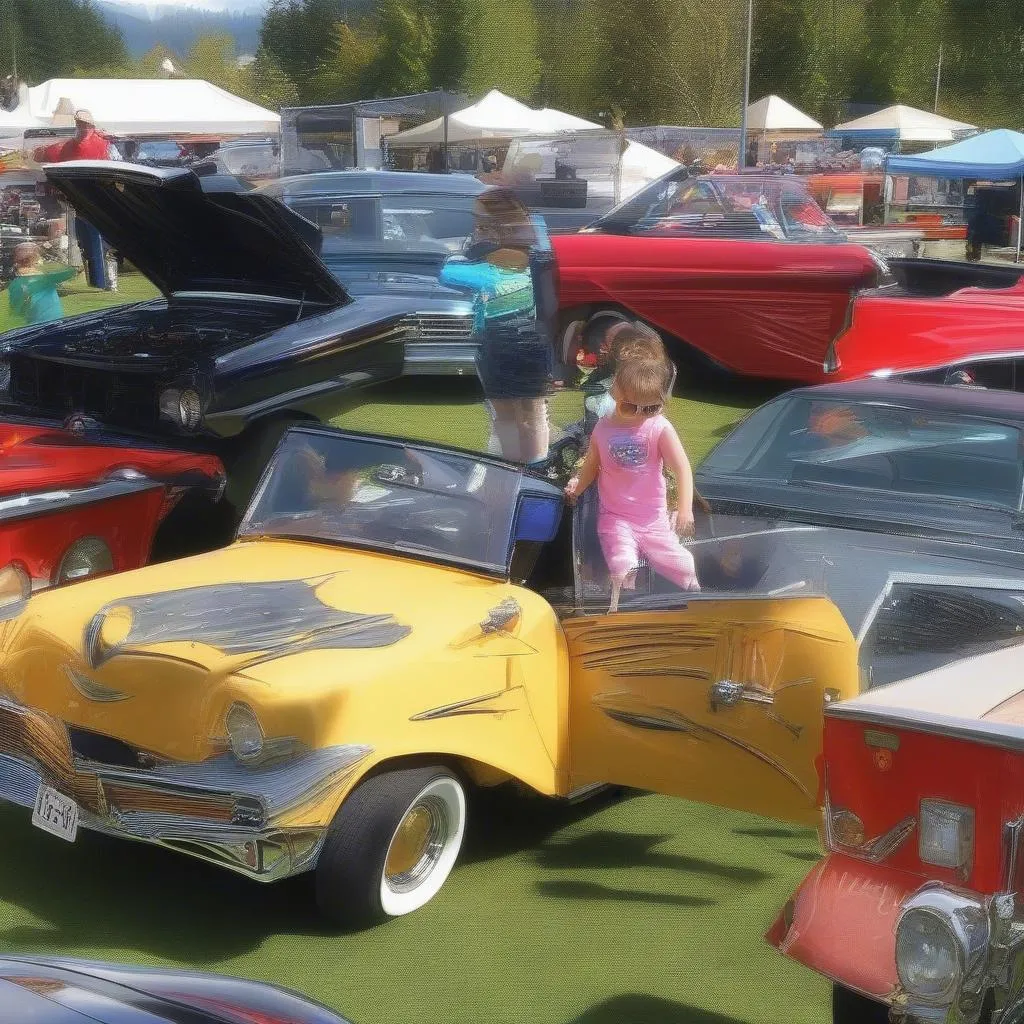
[44,162,349,306]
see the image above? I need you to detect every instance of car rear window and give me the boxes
[703,396,1024,512]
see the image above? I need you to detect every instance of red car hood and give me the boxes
[0,422,223,496]
[834,291,1024,380]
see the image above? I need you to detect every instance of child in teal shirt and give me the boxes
[8,243,79,326]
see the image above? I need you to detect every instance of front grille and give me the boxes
[10,357,159,429]
[404,312,475,346]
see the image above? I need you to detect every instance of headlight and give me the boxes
[86,604,134,668]
[0,562,30,612]
[896,908,962,1002]
[159,387,204,432]
[896,888,989,1006]
[920,799,974,873]
[226,702,264,763]
[55,536,113,586]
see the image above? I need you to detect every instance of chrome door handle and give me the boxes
[709,679,774,711]
[480,598,521,634]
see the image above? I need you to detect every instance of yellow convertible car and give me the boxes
[0,424,869,927]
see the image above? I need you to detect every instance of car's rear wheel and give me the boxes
[832,984,890,1024]
[314,764,467,928]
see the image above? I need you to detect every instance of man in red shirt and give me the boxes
[33,110,113,289]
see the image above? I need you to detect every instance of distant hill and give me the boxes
[98,2,264,59]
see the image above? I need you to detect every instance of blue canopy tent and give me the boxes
[887,129,1024,261]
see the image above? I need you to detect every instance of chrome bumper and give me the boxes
[0,697,370,882]
[402,342,479,376]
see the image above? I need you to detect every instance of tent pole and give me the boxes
[1018,175,1023,264]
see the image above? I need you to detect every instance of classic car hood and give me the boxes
[44,162,349,306]
[1,540,515,760]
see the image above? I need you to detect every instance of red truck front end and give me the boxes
[769,648,1024,1023]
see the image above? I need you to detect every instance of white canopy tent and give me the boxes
[15,78,280,137]
[746,95,822,134]
[386,90,678,200]
[386,90,544,147]
[834,104,976,144]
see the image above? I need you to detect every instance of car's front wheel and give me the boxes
[314,764,467,928]
[832,984,890,1024]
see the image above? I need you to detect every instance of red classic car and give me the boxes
[767,641,1024,1024]
[833,264,1024,390]
[553,167,1024,389]
[0,419,224,589]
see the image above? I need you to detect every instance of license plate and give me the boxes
[31,783,78,842]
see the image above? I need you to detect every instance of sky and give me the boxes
[103,0,269,11]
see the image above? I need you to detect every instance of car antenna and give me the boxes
[295,290,306,322]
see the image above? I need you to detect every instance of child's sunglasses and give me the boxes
[619,400,663,416]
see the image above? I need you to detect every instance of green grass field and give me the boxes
[0,276,829,1024]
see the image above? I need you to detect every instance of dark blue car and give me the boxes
[259,170,487,376]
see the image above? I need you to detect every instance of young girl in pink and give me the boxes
[564,334,699,611]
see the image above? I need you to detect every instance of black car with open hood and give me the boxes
[0,163,418,493]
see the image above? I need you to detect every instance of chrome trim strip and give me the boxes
[64,666,131,703]
[829,703,1024,754]
[594,692,815,800]
[410,690,514,721]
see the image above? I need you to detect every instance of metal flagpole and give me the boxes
[934,42,943,113]
[738,0,754,169]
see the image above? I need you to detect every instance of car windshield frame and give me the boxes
[236,425,544,578]
[700,394,1024,516]
[591,168,843,241]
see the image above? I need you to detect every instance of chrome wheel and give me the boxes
[379,776,466,916]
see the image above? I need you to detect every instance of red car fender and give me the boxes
[767,852,917,1003]
[832,292,1024,382]
[552,233,878,382]
[0,422,225,588]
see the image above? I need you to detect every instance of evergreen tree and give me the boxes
[244,47,301,110]
[462,0,542,101]
[0,0,128,82]
[533,0,601,115]
[425,0,471,91]
[362,0,433,96]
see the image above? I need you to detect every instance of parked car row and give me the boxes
[2,159,1024,1024]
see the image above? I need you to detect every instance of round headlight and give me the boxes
[86,604,133,668]
[226,703,264,763]
[0,562,30,609]
[178,389,203,431]
[56,536,113,586]
[896,908,962,1003]
[159,388,204,432]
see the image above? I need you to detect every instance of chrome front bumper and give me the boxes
[402,342,479,376]
[0,696,370,882]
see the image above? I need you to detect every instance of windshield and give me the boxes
[238,429,526,574]
[702,395,1024,512]
[280,193,476,258]
[593,169,841,240]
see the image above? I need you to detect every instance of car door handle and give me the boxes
[480,598,521,635]
[709,679,774,711]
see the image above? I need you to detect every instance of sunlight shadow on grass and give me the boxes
[537,880,716,909]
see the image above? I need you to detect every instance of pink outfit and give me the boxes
[591,414,699,591]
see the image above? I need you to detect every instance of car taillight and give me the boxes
[919,799,975,875]
[165,993,301,1024]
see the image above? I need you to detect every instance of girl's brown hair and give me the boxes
[610,325,672,399]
